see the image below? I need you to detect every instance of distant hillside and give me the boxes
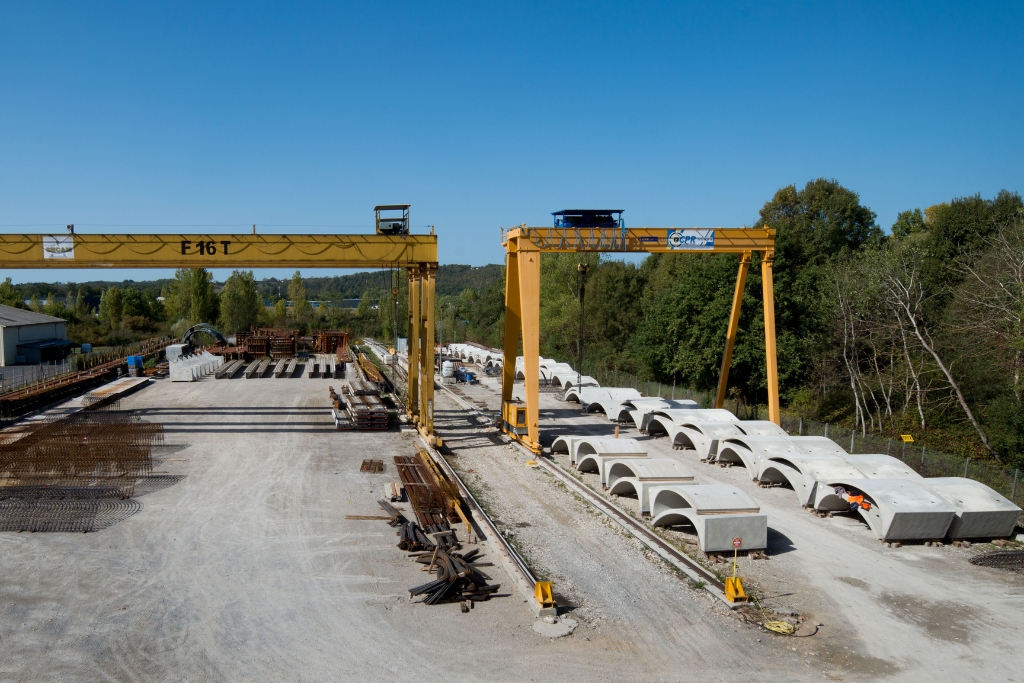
[257,264,503,300]
[13,264,503,305]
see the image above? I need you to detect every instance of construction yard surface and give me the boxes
[1,373,1021,681]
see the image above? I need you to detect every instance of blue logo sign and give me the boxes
[667,229,715,250]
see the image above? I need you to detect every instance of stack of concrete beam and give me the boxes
[169,351,223,382]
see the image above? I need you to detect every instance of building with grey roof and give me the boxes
[0,304,71,365]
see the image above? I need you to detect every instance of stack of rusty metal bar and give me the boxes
[393,452,451,532]
[377,499,499,606]
[0,410,162,498]
[347,394,388,430]
[358,352,386,386]
[349,379,379,396]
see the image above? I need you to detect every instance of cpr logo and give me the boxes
[667,229,715,250]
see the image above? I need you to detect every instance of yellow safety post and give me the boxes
[715,251,751,409]
[724,537,748,603]
[535,581,556,609]
[762,250,780,425]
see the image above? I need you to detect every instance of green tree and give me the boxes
[0,278,22,308]
[289,270,313,325]
[99,286,124,328]
[167,268,217,331]
[891,208,928,238]
[219,270,263,333]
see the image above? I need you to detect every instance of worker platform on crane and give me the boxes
[375,204,411,235]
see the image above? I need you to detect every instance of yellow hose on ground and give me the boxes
[752,596,797,635]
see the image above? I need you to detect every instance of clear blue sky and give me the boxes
[1,1,1021,283]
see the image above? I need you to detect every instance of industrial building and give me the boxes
[0,304,73,365]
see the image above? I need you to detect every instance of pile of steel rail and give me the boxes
[377,499,500,606]
[394,452,452,531]
[348,394,388,430]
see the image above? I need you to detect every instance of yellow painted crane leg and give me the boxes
[518,250,542,453]
[407,267,421,421]
[501,250,521,407]
[422,264,436,436]
[762,250,780,425]
[715,252,751,409]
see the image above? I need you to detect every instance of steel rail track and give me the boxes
[435,382,736,607]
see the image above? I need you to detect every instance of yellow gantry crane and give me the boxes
[500,218,778,454]
[0,231,439,438]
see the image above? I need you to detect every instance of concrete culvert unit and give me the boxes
[718,435,802,479]
[648,484,768,552]
[757,453,865,507]
[922,477,1022,540]
[839,453,923,479]
[813,478,957,541]
[563,387,642,410]
[612,398,700,429]
[606,458,696,513]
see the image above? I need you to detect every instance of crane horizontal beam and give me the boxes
[503,226,774,253]
[0,233,437,269]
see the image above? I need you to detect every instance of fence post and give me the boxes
[921,446,926,467]
[887,438,892,456]
[1013,469,1019,503]
[658,382,662,398]
[798,417,803,435]
[963,457,971,478]
[824,423,830,439]
[671,379,675,400]
[850,431,855,454]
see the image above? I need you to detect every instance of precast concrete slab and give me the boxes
[922,477,1022,539]
[839,453,923,480]
[606,458,696,512]
[812,478,956,541]
[648,484,767,552]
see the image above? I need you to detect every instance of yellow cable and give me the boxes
[752,596,797,636]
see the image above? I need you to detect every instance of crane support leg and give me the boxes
[501,251,522,407]
[407,267,421,421]
[715,252,751,409]
[762,250,780,425]
[418,264,437,438]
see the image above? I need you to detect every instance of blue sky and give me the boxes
[1,1,1021,283]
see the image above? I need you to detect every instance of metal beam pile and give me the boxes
[377,499,499,607]
[394,453,450,531]
[0,410,162,498]
[348,394,388,430]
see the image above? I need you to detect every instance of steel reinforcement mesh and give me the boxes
[969,550,1024,571]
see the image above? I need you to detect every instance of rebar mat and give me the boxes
[969,550,1024,570]
[0,494,142,532]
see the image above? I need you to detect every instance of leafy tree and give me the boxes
[219,270,263,333]
[99,286,124,328]
[0,278,22,308]
[166,268,217,331]
[289,270,313,325]
[891,208,928,238]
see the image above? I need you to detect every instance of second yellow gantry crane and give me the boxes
[500,217,778,454]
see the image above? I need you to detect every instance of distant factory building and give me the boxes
[0,305,74,365]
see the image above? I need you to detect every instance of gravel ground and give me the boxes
[443,373,1024,682]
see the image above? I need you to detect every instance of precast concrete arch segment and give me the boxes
[922,477,1021,539]
[648,484,768,552]
[606,458,696,512]
[758,454,865,507]
[839,453,923,480]
[812,478,956,541]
